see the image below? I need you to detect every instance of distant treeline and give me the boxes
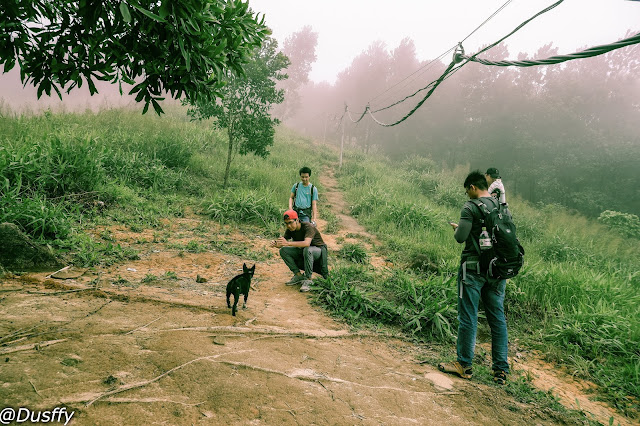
[285,35,640,217]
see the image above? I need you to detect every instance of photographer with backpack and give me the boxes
[438,170,523,385]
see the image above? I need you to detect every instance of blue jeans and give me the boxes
[456,261,509,373]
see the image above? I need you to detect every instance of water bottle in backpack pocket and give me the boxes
[472,200,525,280]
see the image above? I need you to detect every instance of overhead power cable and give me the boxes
[458,31,640,67]
[344,0,640,128]
[369,0,513,109]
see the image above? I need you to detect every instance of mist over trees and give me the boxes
[284,32,640,218]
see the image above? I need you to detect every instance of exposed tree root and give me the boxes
[0,339,68,354]
[75,350,254,407]
[123,316,163,335]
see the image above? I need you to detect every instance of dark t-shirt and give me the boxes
[284,222,325,247]
[457,196,499,260]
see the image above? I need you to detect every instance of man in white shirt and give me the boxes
[485,167,506,204]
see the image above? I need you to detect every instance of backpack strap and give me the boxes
[293,182,300,209]
[468,199,495,256]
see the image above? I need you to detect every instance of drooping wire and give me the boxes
[368,0,514,109]
[459,31,640,67]
[364,0,569,127]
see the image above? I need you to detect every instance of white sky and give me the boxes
[249,0,640,84]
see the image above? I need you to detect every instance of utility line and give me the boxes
[368,0,513,109]
[350,0,569,127]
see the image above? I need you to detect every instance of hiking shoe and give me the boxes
[493,370,507,385]
[299,280,313,292]
[286,274,305,285]
[438,361,472,379]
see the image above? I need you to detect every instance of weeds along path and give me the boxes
[316,167,391,269]
[0,211,602,424]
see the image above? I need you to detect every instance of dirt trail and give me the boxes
[0,170,631,425]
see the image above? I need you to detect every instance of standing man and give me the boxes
[439,170,509,385]
[289,166,318,224]
[271,210,328,292]
[485,167,506,204]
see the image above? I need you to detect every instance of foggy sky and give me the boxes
[249,0,640,84]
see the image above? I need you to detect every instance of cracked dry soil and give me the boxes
[0,169,630,425]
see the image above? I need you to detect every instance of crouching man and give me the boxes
[270,210,328,292]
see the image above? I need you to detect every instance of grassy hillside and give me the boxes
[326,150,640,415]
[1,107,637,416]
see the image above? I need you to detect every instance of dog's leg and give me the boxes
[232,289,239,316]
[242,292,248,309]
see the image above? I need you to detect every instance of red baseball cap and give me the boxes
[283,210,298,220]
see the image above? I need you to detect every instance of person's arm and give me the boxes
[289,192,295,210]
[311,199,317,222]
[453,204,474,243]
[282,237,312,248]
[454,218,472,243]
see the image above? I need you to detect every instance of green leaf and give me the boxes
[119,2,132,23]
[159,1,170,19]
[130,3,166,22]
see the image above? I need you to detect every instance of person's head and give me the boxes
[283,209,301,231]
[485,167,500,185]
[464,170,489,199]
[299,166,311,185]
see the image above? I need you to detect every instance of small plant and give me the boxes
[323,211,341,234]
[153,232,169,243]
[338,243,369,264]
[99,229,114,241]
[141,273,157,283]
[186,240,206,253]
[163,271,178,280]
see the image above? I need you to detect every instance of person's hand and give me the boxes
[449,222,458,230]
[271,237,287,248]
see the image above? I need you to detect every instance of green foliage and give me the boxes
[338,243,369,264]
[202,189,280,227]
[322,210,341,234]
[188,36,290,187]
[314,267,458,341]
[1,0,269,114]
[399,155,437,174]
[598,210,640,239]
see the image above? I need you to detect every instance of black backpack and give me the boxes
[470,199,525,280]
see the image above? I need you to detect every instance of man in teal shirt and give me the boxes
[288,166,318,224]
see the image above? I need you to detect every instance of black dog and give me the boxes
[225,263,255,316]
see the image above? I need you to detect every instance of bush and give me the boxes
[598,210,640,239]
[202,189,280,227]
[338,243,369,264]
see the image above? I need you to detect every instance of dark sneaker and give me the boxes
[299,280,313,292]
[493,370,507,385]
[286,274,305,285]
[438,361,472,379]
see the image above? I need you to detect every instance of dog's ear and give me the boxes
[250,264,256,272]
[243,263,248,272]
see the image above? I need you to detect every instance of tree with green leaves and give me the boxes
[188,37,289,188]
[0,0,269,114]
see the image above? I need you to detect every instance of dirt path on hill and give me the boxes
[0,169,631,425]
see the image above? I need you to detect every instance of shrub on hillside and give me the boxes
[338,243,369,264]
[399,155,436,174]
[598,210,640,239]
[202,189,280,227]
